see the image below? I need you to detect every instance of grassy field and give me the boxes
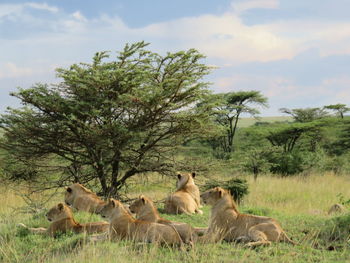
[0,172,349,263]
[237,116,292,127]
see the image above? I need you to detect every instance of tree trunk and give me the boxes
[96,164,108,196]
[228,110,241,152]
[109,153,120,197]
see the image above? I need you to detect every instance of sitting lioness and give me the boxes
[129,195,198,243]
[164,172,203,215]
[64,183,106,213]
[200,187,296,247]
[99,199,183,246]
[18,203,109,237]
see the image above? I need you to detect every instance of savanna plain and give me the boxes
[0,172,349,263]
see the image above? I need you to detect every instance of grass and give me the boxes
[0,173,349,262]
[237,116,292,128]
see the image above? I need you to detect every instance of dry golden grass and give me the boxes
[245,173,350,215]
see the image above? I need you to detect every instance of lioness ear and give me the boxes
[141,195,146,204]
[218,188,224,198]
[177,174,182,180]
[191,172,196,178]
[66,187,72,193]
[58,203,64,211]
[110,199,116,208]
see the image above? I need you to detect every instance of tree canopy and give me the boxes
[324,104,350,119]
[0,42,212,196]
[201,90,268,153]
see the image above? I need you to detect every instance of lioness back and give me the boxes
[133,221,182,245]
[164,172,202,215]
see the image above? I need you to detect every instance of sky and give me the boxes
[1,0,350,116]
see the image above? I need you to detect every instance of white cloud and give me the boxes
[72,11,87,22]
[0,2,58,19]
[25,3,59,13]
[0,4,22,18]
[0,63,34,79]
[231,0,279,14]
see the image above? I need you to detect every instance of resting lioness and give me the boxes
[164,172,203,215]
[328,203,346,215]
[18,203,109,237]
[200,187,296,247]
[99,199,183,246]
[129,195,198,243]
[64,183,106,213]
[64,183,131,214]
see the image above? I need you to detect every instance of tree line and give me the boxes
[0,42,349,196]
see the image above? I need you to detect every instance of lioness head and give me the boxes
[129,195,152,214]
[46,203,73,222]
[200,187,227,205]
[176,172,196,189]
[99,199,125,219]
[64,183,83,206]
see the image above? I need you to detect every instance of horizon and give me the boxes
[1,0,349,116]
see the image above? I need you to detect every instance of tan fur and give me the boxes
[328,203,346,215]
[129,195,198,243]
[99,199,182,246]
[64,183,131,214]
[200,187,296,247]
[164,172,203,215]
[19,203,109,237]
[64,183,106,213]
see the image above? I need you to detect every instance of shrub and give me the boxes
[202,178,249,204]
[318,213,350,247]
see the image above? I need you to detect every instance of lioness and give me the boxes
[64,183,106,213]
[164,172,203,215]
[65,183,131,214]
[99,199,183,246]
[200,187,296,247]
[328,203,346,215]
[129,195,198,243]
[18,203,109,237]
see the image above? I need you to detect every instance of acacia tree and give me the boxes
[202,91,268,153]
[265,122,322,152]
[0,42,212,196]
[324,104,349,119]
[279,107,328,122]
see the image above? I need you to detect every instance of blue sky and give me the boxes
[1,0,349,116]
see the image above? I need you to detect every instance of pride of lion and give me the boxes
[18,172,301,248]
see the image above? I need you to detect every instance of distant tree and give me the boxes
[242,147,272,181]
[329,120,350,155]
[263,122,324,175]
[279,107,328,122]
[324,104,350,119]
[265,122,322,152]
[201,91,268,153]
[0,42,212,197]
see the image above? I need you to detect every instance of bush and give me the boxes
[202,178,249,204]
[267,149,321,176]
[319,213,350,247]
